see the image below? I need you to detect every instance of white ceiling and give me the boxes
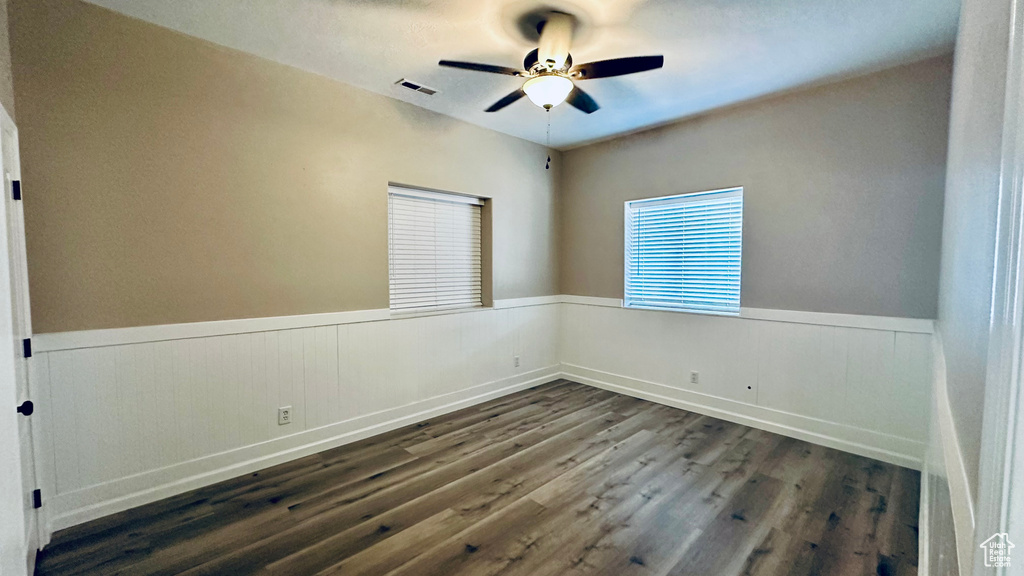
[84,0,960,149]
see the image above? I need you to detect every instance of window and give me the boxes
[624,187,743,314]
[388,186,483,313]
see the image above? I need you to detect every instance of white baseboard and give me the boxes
[559,363,925,469]
[49,366,560,531]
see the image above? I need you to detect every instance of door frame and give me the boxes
[0,102,40,575]
[3,102,49,552]
[975,0,1024,572]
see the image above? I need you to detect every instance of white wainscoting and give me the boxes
[31,296,935,536]
[559,300,932,469]
[30,302,560,533]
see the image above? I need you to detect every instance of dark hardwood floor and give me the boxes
[36,379,919,576]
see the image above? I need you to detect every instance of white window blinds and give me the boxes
[388,186,483,313]
[625,188,743,314]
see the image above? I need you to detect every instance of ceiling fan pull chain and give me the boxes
[546,109,551,170]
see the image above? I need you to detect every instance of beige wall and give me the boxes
[0,0,13,119]
[9,0,953,333]
[559,56,952,319]
[11,0,560,333]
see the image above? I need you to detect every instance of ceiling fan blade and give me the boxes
[566,86,599,114]
[570,55,664,79]
[439,60,522,76]
[485,89,526,112]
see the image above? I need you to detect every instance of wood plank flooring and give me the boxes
[35,379,919,576]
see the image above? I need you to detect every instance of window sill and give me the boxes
[622,303,740,317]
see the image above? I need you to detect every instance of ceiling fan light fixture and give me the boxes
[522,75,574,109]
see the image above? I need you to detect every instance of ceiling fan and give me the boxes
[438,12,664,114]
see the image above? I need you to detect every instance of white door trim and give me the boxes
[0,102,34,576]
[2,104,49,553]
[974,0,1024,572]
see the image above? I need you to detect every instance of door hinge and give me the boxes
[32,489,41,509]
[12,179,20,201]
[22,338,31,358]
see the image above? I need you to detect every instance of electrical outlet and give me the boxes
[278,406,292,425]
[689,371,699,385]
[513,355,521,368]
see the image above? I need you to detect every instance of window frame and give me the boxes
[623,187,744,316]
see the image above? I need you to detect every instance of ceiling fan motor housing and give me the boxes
[524,49,572,74]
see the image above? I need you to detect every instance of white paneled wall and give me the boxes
[559,301,931,468]
[32,303,560,532]
[30,298,932,535]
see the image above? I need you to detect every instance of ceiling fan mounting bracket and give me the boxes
[535,10,576,35]
[509,4,590,45]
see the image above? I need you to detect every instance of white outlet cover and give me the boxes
[278,406,292,425]
[689,371,699,384]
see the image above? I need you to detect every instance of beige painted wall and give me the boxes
[0,0,13,119]
[559,56,952,319]
[11,0,560,333]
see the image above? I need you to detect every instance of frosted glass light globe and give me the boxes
[523,75,574,109]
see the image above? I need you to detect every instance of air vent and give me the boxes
[395,78,438,96]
